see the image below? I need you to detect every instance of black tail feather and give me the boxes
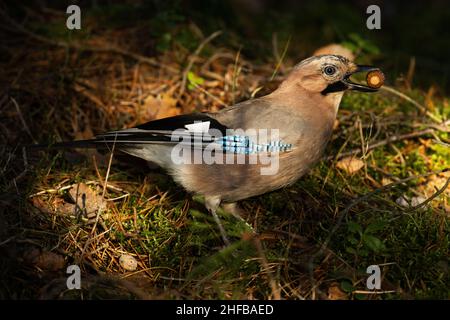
[27,139,99,150]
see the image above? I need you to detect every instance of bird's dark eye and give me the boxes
[324,66,337,76]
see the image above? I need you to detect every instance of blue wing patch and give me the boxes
[216,135,292,154]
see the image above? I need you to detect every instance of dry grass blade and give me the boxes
[330,128,436,161]
[10,97,36,143]
[270,35,291,81]
[79,137,117,263]
[251,233,281,300]
[179,30,223,98]
[381,86,442,124]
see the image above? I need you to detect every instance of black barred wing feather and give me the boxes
[93,113,229,150]
[135,114,228,133]
[35,113,293,155]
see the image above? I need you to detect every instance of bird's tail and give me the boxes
[27,139,100,150]
[27,127,220,151]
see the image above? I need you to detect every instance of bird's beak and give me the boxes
[342,65,382,92]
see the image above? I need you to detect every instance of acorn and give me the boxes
[366,70,385,89]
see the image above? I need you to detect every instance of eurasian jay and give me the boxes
[35,55,383,244]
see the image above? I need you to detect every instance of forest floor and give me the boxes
[0,3,449,299]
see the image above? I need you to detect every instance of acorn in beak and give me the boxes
[342,65,385,92]
[321,64,385,95]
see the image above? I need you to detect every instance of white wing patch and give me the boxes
[184,121,210,133]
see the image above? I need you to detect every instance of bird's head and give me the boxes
[274,55,383,114]
[278,54,382,95]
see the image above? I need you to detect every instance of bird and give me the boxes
[33,55,383,245]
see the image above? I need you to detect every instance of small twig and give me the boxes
[251,234,282,300]
[415,120,450,133]
[106,194,129,201]
[29,180,124,197]
[158,275,189,282]
[22,146,28,168]
[405,57,416,90]
[353,290,396,295]
[357,116,371,159]
[329,128,435,161]
[433,139,450,147]
[178,30,222,98]
[78,136,116,263]
[406,176,450,212]
[91,136,116,234]
[92,155,105,189]
[191,82,228,107]
[368,165,424,198]
[381,86,442,124]
[11,97,36,143]
[0,236,16,246]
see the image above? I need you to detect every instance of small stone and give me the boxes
[396,195,427,208]
[119,254,138,271]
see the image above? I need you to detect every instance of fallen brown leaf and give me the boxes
[381,177,393,186]
[327,284,348,300]
[336,156,365,174]
[68,183,106,219]
[24,248,65,271]
[142,91,180,120]
[313,44,355,61]
[31,197,53,215]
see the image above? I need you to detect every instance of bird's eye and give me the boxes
[324,66,337,76]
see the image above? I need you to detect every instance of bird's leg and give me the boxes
[205,196,230,246]
[222,202,248,222]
